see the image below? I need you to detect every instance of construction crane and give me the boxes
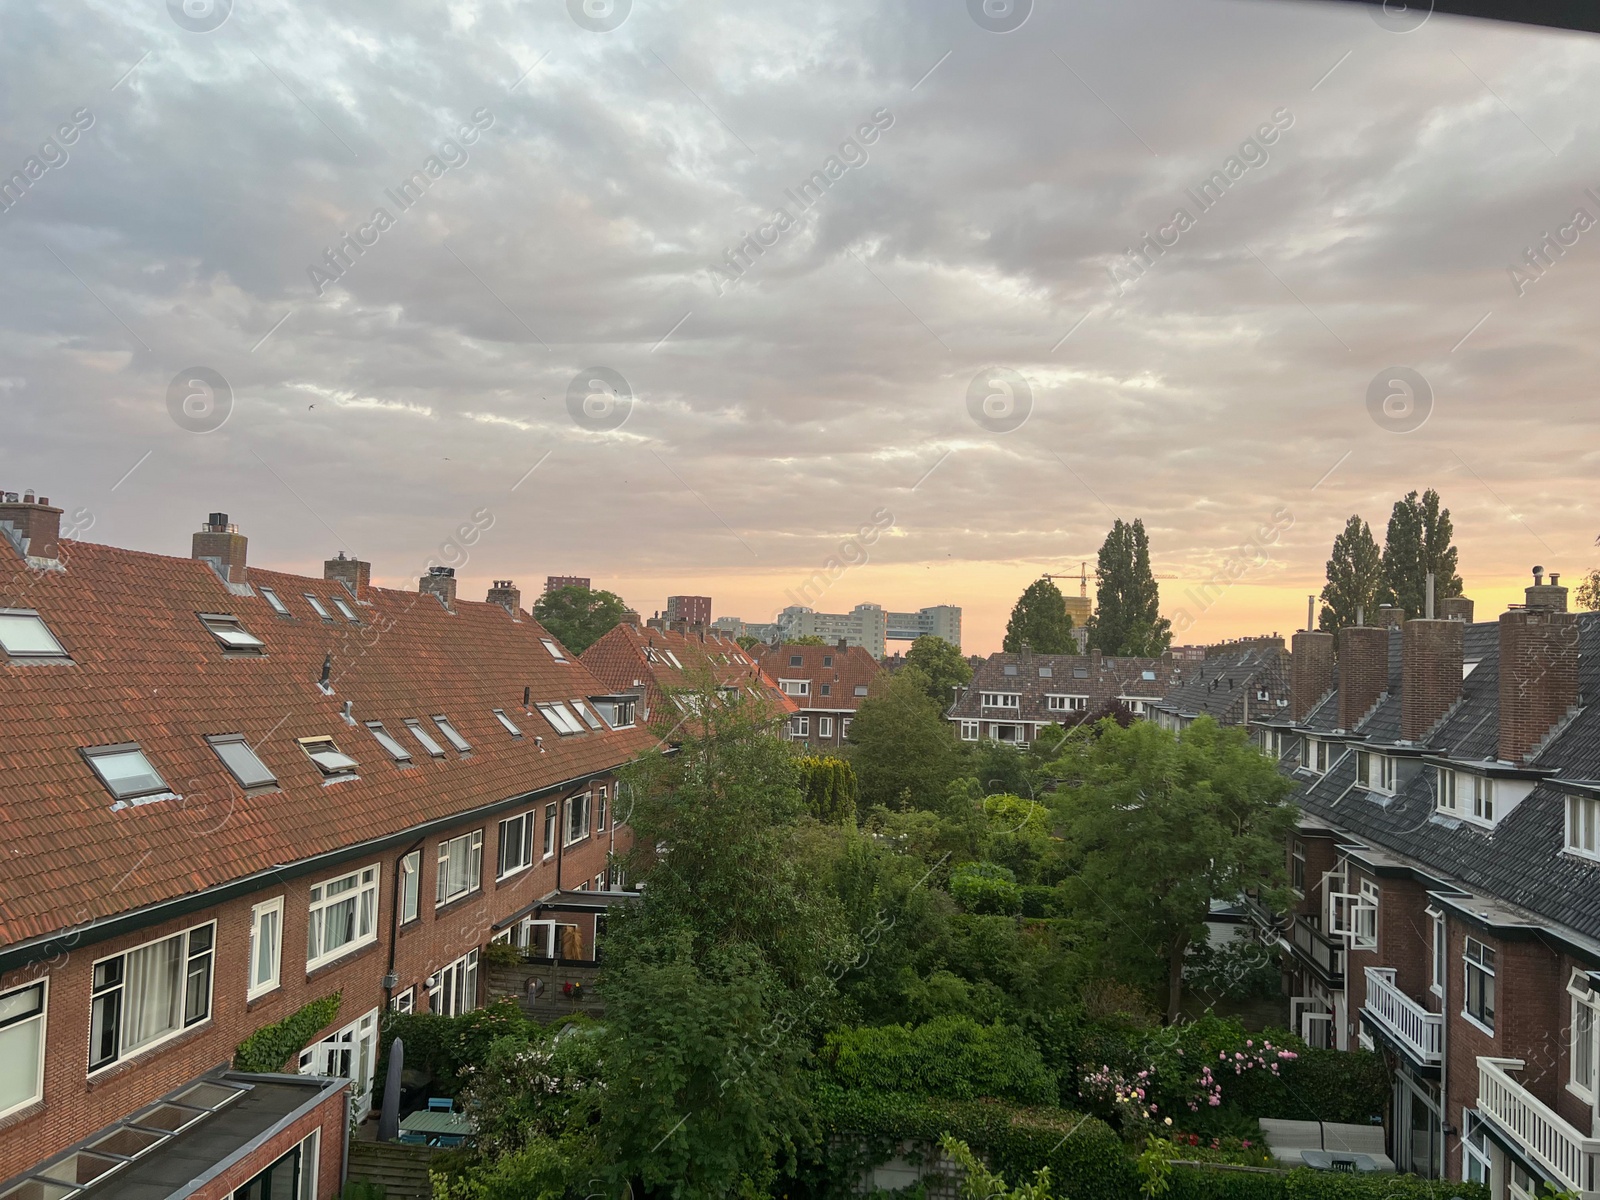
[1041,562,1176,593]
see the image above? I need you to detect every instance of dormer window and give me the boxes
[1356,751,1396,794]
[303,595,334,623]
[83,743,171,802]
[1304,739,1331,774]
[199,614,265,654]
[298,736,358,779]
[258,587,291,617]
[1567,793,1600,861]
[0,609,68,659]
[492,709,523,738]
[780,679,810,697]
[1440,769,1496,825]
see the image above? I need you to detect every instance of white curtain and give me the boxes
[124,936,183,1052]
[0,1017,41,1112]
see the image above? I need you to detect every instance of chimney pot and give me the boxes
[486,579,522,613]
[1440,596,1475,623]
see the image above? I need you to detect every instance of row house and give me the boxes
[579,615,796,734]
[0,496,648,1199]
[752,641,883,748]
[1149,637,1291,733]
[945,647,1183,744]
[1247,576,1600,1198]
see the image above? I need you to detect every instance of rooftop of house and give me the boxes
[947,648,1183,721]
[752,641,884,711]
[1150,642,1291,722]
[579,620,797,720]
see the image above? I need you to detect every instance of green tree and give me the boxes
[531,586,629,655]
[846,667,969,810]
[1578,568,1600,612]
[904,635,974,707]
[786,635,827,646]
[796,756,858,824]
[601,688,851,1195]
[1088,519,1171,656]
[1380,489,1463,618]
[736,634,766,651]
[1050,718,1296,1022]
[1319,515,1384,632]
[1003,579,1076,655]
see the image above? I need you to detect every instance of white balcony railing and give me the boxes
[1478,1056,1600,1199]
[1362,967,1443,1064]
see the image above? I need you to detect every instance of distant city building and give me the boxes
[712,616,779,643]
[665,595,712,626]
[718,602,960,658]
[1063,594,1092,628]
[1170,644,1208,663]
[886,604,962,649]
[545,575,590,593]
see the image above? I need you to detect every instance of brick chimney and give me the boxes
[0,490,63,564]
[1498,567,1580,764]
[1376,604,1405,629]
[1338,624,1390,730]
[1401,618,1464,741]
[192,512,248,584]
[486,580,522,612]
[621,609,641,628]
[1289,630,1335,722]
[324,551,371,598]
[1440,596,1475,622]
[420,566,457,609]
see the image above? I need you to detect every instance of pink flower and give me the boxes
[1209,1096,1221,1107]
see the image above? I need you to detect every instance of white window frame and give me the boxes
[543,802,558,858]
[0,609,68,659]
[248,896,284,1000]
[1305,738,1326,775]
[779,678,810,697]
[0,979,46,1119]
[1438,767,1459,814]
[428,949,479,1017]
[1568,971,1599,1103]
[1470,775,1496,825]
[959,720,980,741]
[565,793,592,846]
[306,864,379,971]
[1428,906,1446,997]
[789,715,810,739]
[980,692,1021,709]
[1046,694,1088,712]
[1290,839,1306,896]
[596,786,608,833]
[435,831,484,907]
[258,587,290,617]
[1354,879,1379,951]
[399,851,420,924]
[842,717,853,738]
[391,987,414,1014]
[199,613,266,653]
[1463,937,1496,1035]
[1567,793,1600,861]
[89,921,215,1073]
[818,716,834,738]
[497,811,536,879]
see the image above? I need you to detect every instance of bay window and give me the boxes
[306,865,379,970]
[90,923,214,1071]
[436,831,483,906]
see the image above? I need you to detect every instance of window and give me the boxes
[1142,670,1157,681]
[853,685,869,697]
[537,702,585,735]
[432,715,472,753]
[208,735,277,789]
[331,596,359,623]
[819,716,834,737]
[566,793,592,845]
[259,587,290,617]
[0,609,67,658]
[1568,793,1600,860]
[780,679,810,696]
[365,722,412,764]
[306,865,379,969]
[399,851,420,924]
[299,1010,378,1118]
[247,897,284,1000]
[303,594,334,622]
[234,1129,319,1200]
[1570,972,1599,1100]
[541,638,568,662]
[0,980,45,1118]
[1073,666,1089,678]
[1471,776,1495,824]
[298,736,358,779]
[1438,769,1458,813]
[1039,666,1053,678]
[789,654,803,667]
[391,988,415,1014]
[198,613,266,653]
[1046,694,1088,712]
[90,922,214,1071]
[1354,879,1379,951]
[1003,664,1018,676]
[1305,739,1330,774]
[1464,937,1496,1032]
[492,709,523,737]
[405,718,446,758]
[570,698,605,729]
[960,720,980,740]
[436,831,484,906]
[980,693,1020,709]
[1291,840,1305,894]
[842,717,852,737]
[596,786,608,832]
[1357,751,1397,793]
[498,812,536,878]
[430,950,480,1017]
[543,803,558,858]
[1429,908,1446,995]
[84,743,171,802]
[822,655,833,667]
[819,683,832,697]
[790,715,810,739]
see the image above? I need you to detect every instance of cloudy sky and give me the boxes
[3,0,1596,653]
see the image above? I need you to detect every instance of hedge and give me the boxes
[809,1083,1135,1200]
[377,1001,537,1097]
[1167,1164,1491,1200]
[822,1016,1058,1106]
[235,993,342,1073]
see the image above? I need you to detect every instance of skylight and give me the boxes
[1142,670,1157,681]
[303,594,334,622]
[298,737,358,778]
[493,709,523,737]
[541,638,568,662]
[332,597,360,623]
[83,744,170,801]
[405,719,446,757]
[207,735,277,789]
[366,722,413,763]
[199,614,265,653]
[570,698,605,729]
[432,715,472,753]
[259,587,290,617]
[0,610,67,658]
[537,702,585,735]
[1039,667,1053,678]
[664,651,683,669]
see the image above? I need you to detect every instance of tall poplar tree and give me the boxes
[1088,518,1171,656]
[1380,489,1463,618]
[1319,515,1384,632]
[1001,578,1075,654]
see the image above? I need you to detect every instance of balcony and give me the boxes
[1360,967,1442,1065]
[1239,892,1287,940]
[1478,1057,1600,1199]
[1289,915,1344,986]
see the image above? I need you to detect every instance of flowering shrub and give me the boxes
[1080,1028,1295,1132]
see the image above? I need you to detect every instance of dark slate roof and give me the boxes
[947,649,1181,723]
[1150,642,1290,725]
[1281,614,1600,945]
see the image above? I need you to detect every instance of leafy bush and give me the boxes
[378,1001,535,1097]
[429,1139,573,1200]
[1164,1164,1490,1200]
[798,755,859,825]
[822,1015,1057,1106]
[1184,939,1282,1001]
[235,993,341,1073]
[949,861,1022,915]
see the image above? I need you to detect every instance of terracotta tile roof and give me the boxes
[0,536,650,949]
[752,643,883,712]
[580,622,797,723]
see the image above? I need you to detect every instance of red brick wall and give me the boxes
[0,782,624,1177]
[1498,609,1581,763]
[1400,619,1463,742]
[1290,632,1335,722]
[1338,626,1389,731]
